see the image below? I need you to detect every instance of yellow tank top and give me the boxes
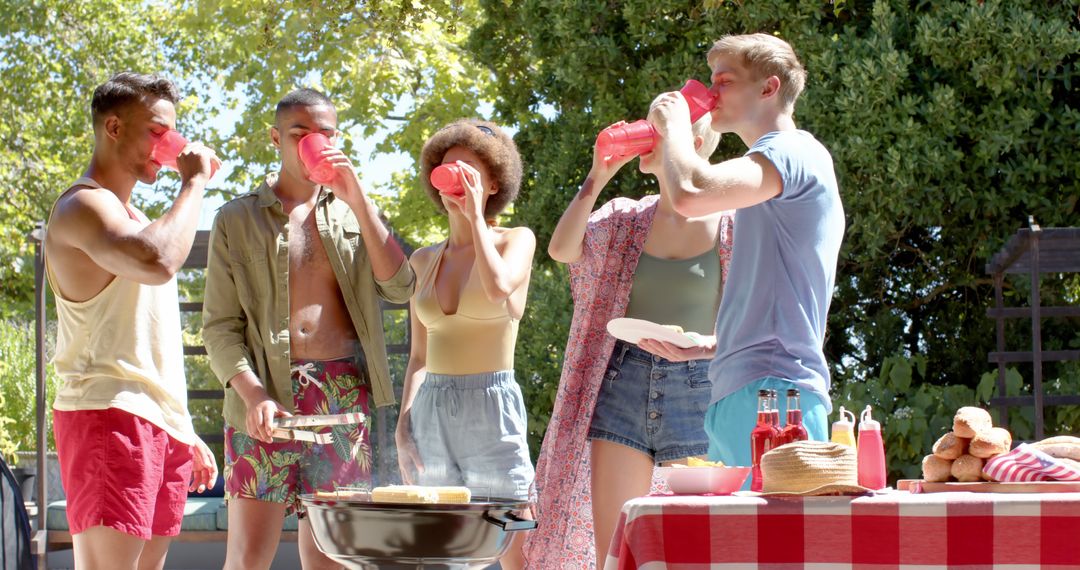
[45,177,195,444]
[413,241,518,375]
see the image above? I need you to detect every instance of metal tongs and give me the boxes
[270,412,366,444]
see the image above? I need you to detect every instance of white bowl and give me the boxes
[657,466,751,495]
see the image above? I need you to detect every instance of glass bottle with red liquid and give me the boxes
[768,390,781,429]
[750,389,781,492]
[778,388,809,446]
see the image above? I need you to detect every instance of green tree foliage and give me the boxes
[0,0,492,318]
[0,1,174,316]
[165,0,493,246]
[468,0,1080,451]
[0,1,493,460]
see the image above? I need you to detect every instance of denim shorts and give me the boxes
[411,370,535,501]
[587,340,712,463]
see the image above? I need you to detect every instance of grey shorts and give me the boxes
[411,370,534,501]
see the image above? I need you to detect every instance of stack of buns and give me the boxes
[921,407,1012,482]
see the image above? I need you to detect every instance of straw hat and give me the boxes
[760,441,874,496]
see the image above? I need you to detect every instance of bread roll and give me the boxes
[1034,435,1080,447]
[969,427,1012,458]
[932,432,969,460]
[1032,439,1080,461]
[951,454,984,482]
[1057,457,1080,471]
[922,454,953,482]
[953,407,993,438]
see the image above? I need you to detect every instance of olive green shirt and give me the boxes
[202,174,416,430]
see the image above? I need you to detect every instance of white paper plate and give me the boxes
[606,318,703,349]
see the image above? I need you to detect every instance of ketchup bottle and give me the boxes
[857,405,887,490]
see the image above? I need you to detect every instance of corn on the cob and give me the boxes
[371,485,471,504]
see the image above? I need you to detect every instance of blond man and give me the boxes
[644,34,846,474]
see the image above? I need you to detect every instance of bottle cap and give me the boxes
[787,388,798,396]
[832,406,855,431]
[758,389,770,396]
[859,405,881,430]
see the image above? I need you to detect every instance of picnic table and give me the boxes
[604,490,1080,568]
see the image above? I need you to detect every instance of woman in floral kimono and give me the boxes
[525,109,733,568]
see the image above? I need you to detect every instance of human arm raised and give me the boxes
[318,148,410,283]
[448,161,536,305]
[51,144,219,285]
[647,92,782,217]
[547,125,636,264]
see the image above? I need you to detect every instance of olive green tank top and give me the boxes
[624,247,722,335]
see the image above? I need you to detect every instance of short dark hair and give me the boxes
[275,88,336,123]
[91,72,179,128]
[419,120,522,219]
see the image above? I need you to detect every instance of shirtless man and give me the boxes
[44,71,218,570]
[202,88,415,570]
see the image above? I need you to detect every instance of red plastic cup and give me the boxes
[595,79,720,159]
[681,79,719,123]
[152,130,219,177]
[431,163,465,196]
[595,120,657,159]
[297,133,337,184]
[151,130,189,170]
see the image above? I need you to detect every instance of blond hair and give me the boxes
[707,34,806,111]
[692,113,720,159]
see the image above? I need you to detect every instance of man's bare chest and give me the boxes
[287,214,333,271]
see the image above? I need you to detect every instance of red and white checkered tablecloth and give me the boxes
[604,491,1080,569]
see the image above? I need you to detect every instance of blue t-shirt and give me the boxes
[708,130,845,411]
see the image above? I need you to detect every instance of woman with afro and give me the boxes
[395,120,535,568]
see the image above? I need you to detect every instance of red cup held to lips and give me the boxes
[595,120,656,159]
[151,130,188,170]
[297,133,337,185]
[152,130,219,177]
[595,79,719,159]
[431,163,465,197]
[681,78,719,122]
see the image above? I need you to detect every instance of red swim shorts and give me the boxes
[53,407,193,540]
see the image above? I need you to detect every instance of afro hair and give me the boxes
[419,119,523,219]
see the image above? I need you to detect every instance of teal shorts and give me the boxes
[705,377,829,490]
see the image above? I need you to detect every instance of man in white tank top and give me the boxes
[44,72,220,570]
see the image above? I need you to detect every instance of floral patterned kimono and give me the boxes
[523,195,733,568]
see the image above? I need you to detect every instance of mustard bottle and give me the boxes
[831,406,857,449]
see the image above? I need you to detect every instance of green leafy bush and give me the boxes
[515,264,573,458]
[835,354,1080,482]
[0,319,60,458]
